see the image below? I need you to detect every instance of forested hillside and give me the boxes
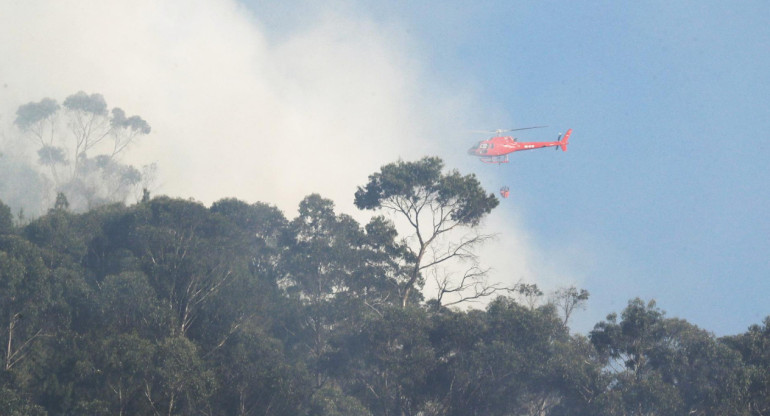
[1,184,769,415]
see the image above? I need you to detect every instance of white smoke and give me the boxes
[1,0,422,209]
[0,0,583,306]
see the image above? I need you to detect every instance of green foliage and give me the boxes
[354,157,499,308]
[0,386,46,416]
[722,317,770,415]
[0,188,765,415]
[211,331,311,415]
[0,235,54,371]
[98,272,171,337]
[310,384,372,416]
[147,336,216,414]
[0,200,13,234]
[354,156,498,226]
[590,298,750,415]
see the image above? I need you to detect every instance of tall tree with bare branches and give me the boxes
[13,92,151,210]
[354,157,499,308]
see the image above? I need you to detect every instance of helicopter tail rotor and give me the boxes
[558,129,572,151]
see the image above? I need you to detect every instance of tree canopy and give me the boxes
[11,91,153,213]
[0,157,767,415]
[355,157,500,308]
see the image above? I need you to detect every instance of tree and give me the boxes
[515,282,544,310]
[200,198,288,352]
[53,192,69,211]
[58,91,150,174]
[722,317,770,415]
[143,336,215,415]
[652,319,746,415]
[0,385,46,416]
[279,195,408,388]
[337,306,436,416]
[550,286,590,327]
[589,298,748,415]
[97,272,171,339]
[280,195,364,304]
[130,197,244,337]
[354,157,499,308]
[547,334,609,416]
[310,383,372,416]
[425,297,572,416]
[13,92,152,210]
[0,201,13,234]
[209,330,311,416]
[13,98,60,148]
[0,236,53,372]
[590,299,664,377]
[93,333,156,416]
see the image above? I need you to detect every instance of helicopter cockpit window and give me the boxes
[479,143,488,149]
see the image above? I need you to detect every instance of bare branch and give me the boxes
[432,263,518,308]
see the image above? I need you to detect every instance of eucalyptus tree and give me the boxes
[279,194,408,389]
[0,201,13,234]
[13,92,151,209]
[550,286,590,327]
[143,336,215,415]
[590,298,748,415]
[722,317,770,416]
[280,194,365,304]
[457,298,569,415]
[0,235,52,372]
[0,386,46,416]
[208,330,311,416]
[200,198,288,351]
[91,333,156,416]
[354,157,499,308]
[127,197,247,337]
[96,271,171,339]
[334,305,435,416]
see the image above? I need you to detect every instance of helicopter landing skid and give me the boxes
[480,155,509,164]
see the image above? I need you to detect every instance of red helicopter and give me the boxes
[467,127,572,164]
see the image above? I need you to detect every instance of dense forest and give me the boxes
[1,153,770,415]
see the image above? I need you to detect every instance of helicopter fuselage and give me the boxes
[467,129,571,164]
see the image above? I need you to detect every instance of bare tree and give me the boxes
[550,286,589,326]
[355,157,499,308]
[429,236,520,308]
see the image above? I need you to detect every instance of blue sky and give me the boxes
[247,0,770,334]
[2,0,768,336]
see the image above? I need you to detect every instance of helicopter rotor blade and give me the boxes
[470,126,548,135]
[503,125,548,132]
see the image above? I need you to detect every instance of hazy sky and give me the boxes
[3,0,769,335]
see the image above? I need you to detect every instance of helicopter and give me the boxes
[467,127,572,164]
